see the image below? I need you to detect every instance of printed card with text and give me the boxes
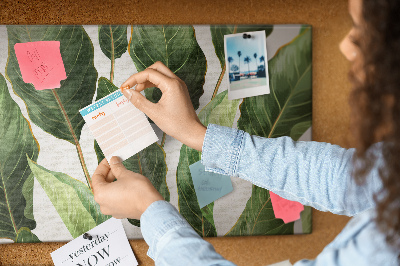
[51,218,138,266]
[80,90,158,161]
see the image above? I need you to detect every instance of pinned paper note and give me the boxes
[51,218,138,266]
[14,41,67,90]
[269,191,304,223]
[189,161,233,208]
[80,90,158,161]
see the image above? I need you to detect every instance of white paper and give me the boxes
[268,260,293,266]
[51,218,138,266]
[79,90,158,161]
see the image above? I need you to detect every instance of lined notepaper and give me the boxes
[80,90,158,161]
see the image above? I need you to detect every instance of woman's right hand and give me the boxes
[120,61,206,151]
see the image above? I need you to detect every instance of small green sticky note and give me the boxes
[189,161,233,208]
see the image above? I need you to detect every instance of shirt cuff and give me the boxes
[140,200,190,260]
[201,124,245,176]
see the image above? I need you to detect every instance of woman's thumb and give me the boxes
[122,89,154,115]
[109,156,127,178]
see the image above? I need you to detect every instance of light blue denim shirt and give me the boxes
[140,124,399,265]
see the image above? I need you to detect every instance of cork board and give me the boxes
[0,0,352,265]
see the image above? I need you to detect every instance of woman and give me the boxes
[92,0,400,264]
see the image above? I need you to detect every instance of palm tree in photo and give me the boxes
[253,53,258,74]
[260,55,265,69]
[259,55,266,77]
[237,51,242,78]
[228,56,233,73]
[260,55,265,66]
[244,56,251,78]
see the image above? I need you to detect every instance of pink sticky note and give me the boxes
[270,191,304,223]
[14,41,67,90]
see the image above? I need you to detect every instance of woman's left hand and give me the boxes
[92,157,164,219]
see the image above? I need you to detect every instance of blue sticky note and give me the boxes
[189,161,233,208]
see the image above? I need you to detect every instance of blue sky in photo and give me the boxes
[226,33,266,73]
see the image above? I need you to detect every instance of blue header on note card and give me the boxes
[80,91,123,117]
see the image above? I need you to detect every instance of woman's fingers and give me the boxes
[134,81,156,92]
[120,68,175,93]
[147,61,178,79]
[92,158,110,189]
[121,88,158,118]
[105,168,116,182]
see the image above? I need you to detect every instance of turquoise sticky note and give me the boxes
[189,161,233,208]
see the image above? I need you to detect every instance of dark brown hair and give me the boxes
[349,0,400,255]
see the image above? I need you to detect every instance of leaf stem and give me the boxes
[51,90,93,191]
[211,25,238,101]
[161,132,167,147]
[110,25,115,83]
[1,177,18,237]
[211,63,226,100]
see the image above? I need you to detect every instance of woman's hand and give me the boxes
[120,61,206,151]
[92,157,164,219]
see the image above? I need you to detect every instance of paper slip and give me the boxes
[14,41,67,90]
[80,90,158,161]
[269,191,304,223]
[189,161,233,208]
[268,260,293,266]
[51,218,138,266]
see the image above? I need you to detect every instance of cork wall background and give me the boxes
[0,0,353,265]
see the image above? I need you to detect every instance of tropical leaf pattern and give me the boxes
[27,158,103,238]
[98,25,128,83]
[0,73,40,242]
[99,25,128,60]
[129,25,206,110]
[0,25,312,243]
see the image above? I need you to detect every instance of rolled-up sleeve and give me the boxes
[201,124,383,216]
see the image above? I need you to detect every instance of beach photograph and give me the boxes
[224,30,270,99]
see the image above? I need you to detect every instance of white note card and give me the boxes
[80,90,158,161]
[51,218,138,266]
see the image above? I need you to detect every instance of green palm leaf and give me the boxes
[98,25,128,82]
[129,25,206,110]
[27,158,107,238]
[0,73,40,242]
[237,27,312,138]
[99,25,128,60]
